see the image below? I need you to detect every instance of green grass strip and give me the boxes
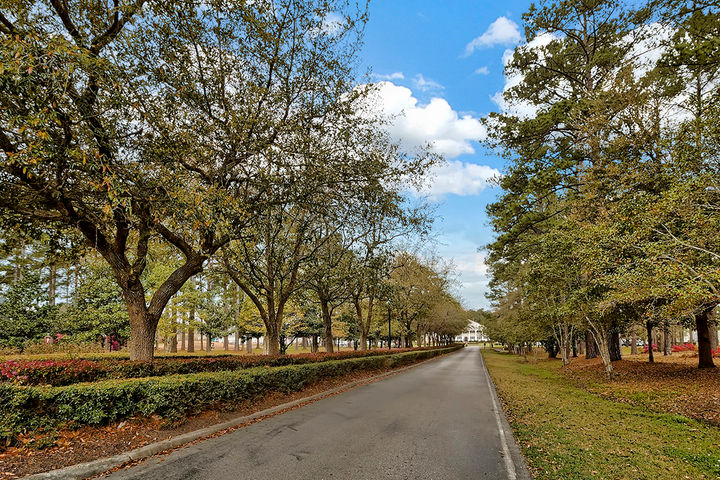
[482,350,720,480]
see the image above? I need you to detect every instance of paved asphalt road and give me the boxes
[103,347,529,480]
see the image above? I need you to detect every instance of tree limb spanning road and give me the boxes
[103,348,530,480]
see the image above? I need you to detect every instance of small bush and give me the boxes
[0,346,462,443]
[672,343,696,353]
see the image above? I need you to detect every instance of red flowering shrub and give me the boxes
[0,346,449,386]
[672,343,696,352]
[643,344,659,353]
[0,359,100,386]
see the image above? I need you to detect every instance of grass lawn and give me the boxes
[482,350,720,479]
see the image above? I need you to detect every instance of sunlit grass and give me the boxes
[483,350,720,479]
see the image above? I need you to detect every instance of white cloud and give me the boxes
[422,160,500,198]
[474,66,490,75]
[371,72,405,81]
[464,17,522,55]
[436,237,492,309]
[367,81,486,158]
[321,12,344,35]
[413,74,444,92]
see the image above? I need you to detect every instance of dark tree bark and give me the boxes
[630,326,638,355]
[311,334,319,353]
[608,330,621,362]
[710,312,718,352]
[663,323,672,356]
[320,297,334,353]
[546,338,558,358]
[48,264,56,306]
[646,321,654,363]
[572,336,578,358]
[187,326,195,352]
[585,331,598,359]
[169,327,177,353]
[696,307,716,369]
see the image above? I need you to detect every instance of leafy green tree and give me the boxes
[0,0,370,361]
[56,257,129,344]
[0,271,54,348]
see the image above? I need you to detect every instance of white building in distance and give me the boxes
[455,320,488,343]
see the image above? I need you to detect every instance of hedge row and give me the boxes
[0,345,462,443]
[0,347,446,386]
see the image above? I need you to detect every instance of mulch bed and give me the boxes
[0,364,413,479]
[560,354,720,427]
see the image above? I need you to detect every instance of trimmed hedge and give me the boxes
[0,347,447,387]
[0,346,462,443]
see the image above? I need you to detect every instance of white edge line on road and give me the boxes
[480,351,518,480]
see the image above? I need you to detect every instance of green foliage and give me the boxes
[55,259,128,343]
[0,272,54,348]
[0,346,461,443]
[483,0,720,369]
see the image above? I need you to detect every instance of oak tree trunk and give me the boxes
[585,330,598,359]
[663,323,672,356]
[170,326,178,353]
[608,330,621,362]
[265,324,281,355]
[320,298,334,353]
[125,289,157,362]
[696,307,716,369]
[710,313,718,352]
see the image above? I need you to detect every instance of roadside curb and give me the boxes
[22,348,462,480]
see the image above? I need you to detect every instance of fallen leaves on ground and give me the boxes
[561,354,720,426]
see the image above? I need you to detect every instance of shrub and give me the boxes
[672,343,696,353]
[643,344,659,353]
[0,346,462,443]
[0,346,446,386]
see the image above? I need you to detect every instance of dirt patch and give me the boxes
[560,354,720,427]
[0,361,427,479]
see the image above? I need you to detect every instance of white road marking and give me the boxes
[480,351,518,480]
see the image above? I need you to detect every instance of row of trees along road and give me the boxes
[0,0,469,360]
[484,0,720,375]
[0,229,468,356]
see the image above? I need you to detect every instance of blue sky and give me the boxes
[357,1,532,309]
